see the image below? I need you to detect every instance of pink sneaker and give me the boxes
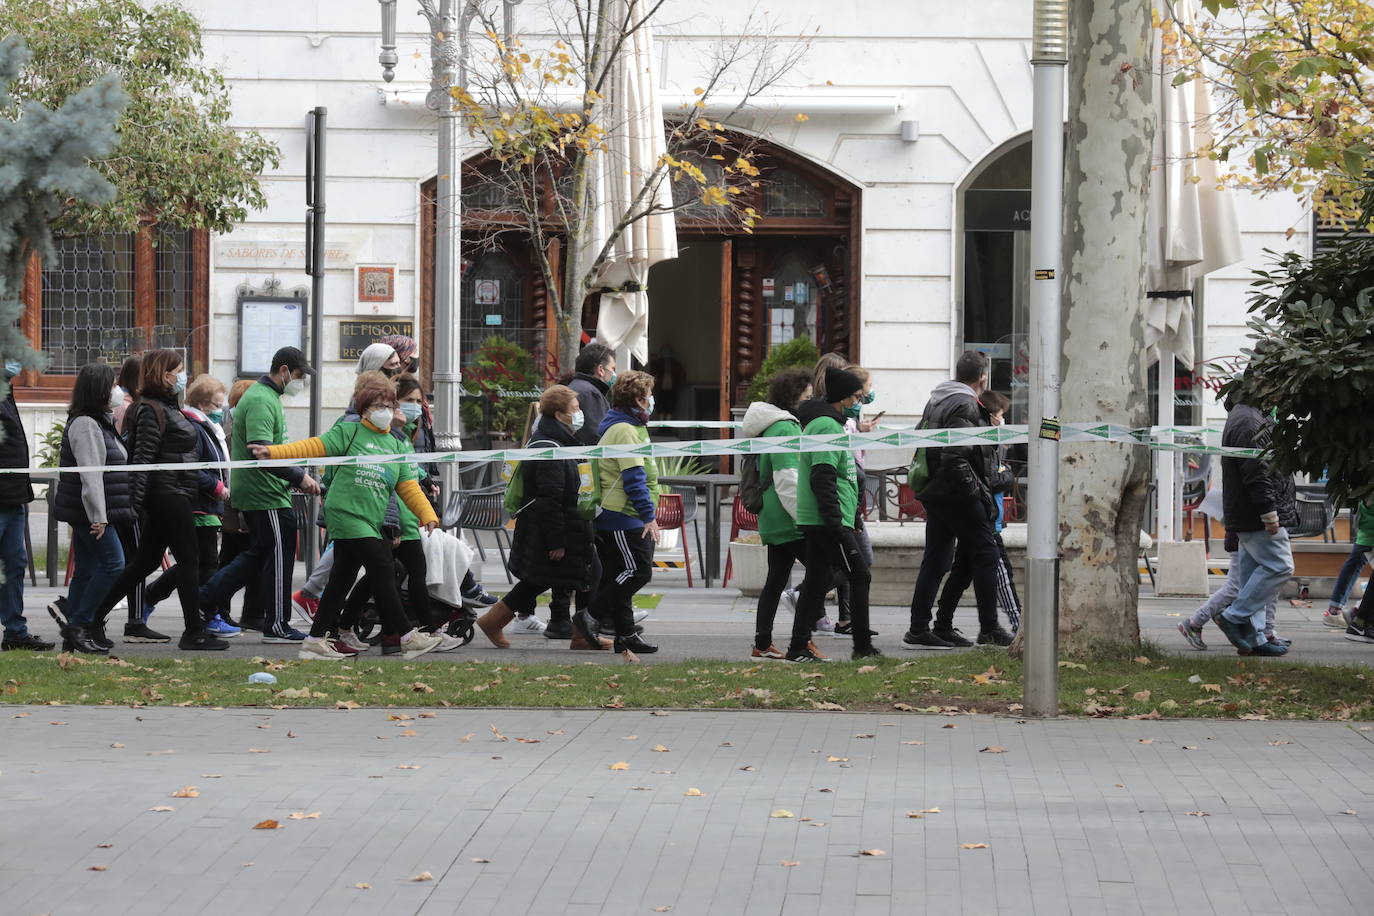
[292,590,319,621]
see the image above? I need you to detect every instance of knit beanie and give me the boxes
[824,367,863,403]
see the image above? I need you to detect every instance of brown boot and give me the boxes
[570,630,612,650]
[476,601,516,648]
[570,609,611,650]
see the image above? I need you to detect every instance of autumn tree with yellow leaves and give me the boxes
[1168,0,1374,224]
[451,1,807,373]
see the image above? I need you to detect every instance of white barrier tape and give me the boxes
[5,423,1259,476]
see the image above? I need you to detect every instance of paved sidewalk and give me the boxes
[3,706,1372,915]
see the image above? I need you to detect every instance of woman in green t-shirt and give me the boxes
[251,372,441,661]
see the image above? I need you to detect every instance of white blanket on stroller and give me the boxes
[421,529,474,606]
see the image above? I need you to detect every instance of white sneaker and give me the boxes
[337,629,370,653]
[814,615,836,634]
[510,614,547,634]
[633,609,649,624]
[1323,609,1349,628]
[432,630,464,652]
[298,636,347,660]
[781,587,799,616]
[399,629,442,659]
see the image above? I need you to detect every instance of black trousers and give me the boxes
[756,539,806,650]
[215,529,260,623]
[147,527,220,610]
[792,527,872,653]
[545,553,601,623]
[591,528,655,638]
[114,521,144,624]
[314,537,409,639]
[96,492,201,634]
[200,508,297,637]
[909,498,1002,634]
[341,538,436,631]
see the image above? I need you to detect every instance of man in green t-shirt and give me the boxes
[198,347,319,642]
[789,366,880,663]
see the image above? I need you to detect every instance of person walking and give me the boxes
[1177,527,1282,650]
[904,350,1007,649]
[1211,390,1295,656]
[741,368,811,659]
[214,379,258,629]
[587,370,661,654]
[0,358,50,652]
[476,385,608,650]
[49,364,135,653]
[140,375,238,638]
[1324,498,1372,629]
[248,371,442,660]
[198,346,319,644]
[788,366,881,662]
[567,342,616,446]
[88,350,226,651]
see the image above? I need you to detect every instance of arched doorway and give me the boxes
[419,135,862,423]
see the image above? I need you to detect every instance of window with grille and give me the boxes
[766,255,820,348]
[460,250,527,365]
[19,226,208,400]
[763,168,826,218]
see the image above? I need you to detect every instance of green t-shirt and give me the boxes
[230,381,292,511]
[594,420,660,520]
[318,421,418,540]
[794,411,858,529]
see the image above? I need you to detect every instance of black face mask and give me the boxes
[406,358,419,374]
[382,366,399,378]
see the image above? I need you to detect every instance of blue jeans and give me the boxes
[68,525,126,628]
[1222,528,1294,648]
[0,505,29,638]
[1330,543,1371,609]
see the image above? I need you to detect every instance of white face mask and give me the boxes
[645,395,656,415]
[367,408,394,429]
[108,386,124,411]
[284,376,306,397]
[568,410,585,432]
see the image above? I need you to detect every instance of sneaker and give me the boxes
[633,608,650,624]
[298,636,348,660]
[814,615,836,634]
[510,614,547,634]
[834,621,880,638]
[329,639,361,656]
[178,632,230,651]
[291,590,320,621]
[781,587,799,617]
[46,596,70,628]
[785,646,823,663]
[337,629,370,653]
[933,627,974,648]
[382,629,442,660]
[752,644,786,660]
[1264,632,1292,647]
[430,630,464,652]
[806,640,832,662]
[124,621,171,643]
[1,633,55,651]
[461,587,500,608]
[1343,623,1374,644]
[1248,640,1289,656]
[902,630,955,650]
[1213,614,1258,650]
[1177,621,1208,651]
[205,615,241,638]
[89,623,114,650]
[544,619,573,640]
[1323,609,1348,628]
[599,621,644,638]
[976,627,1014,647]
[261,627,307,644]
[852,644,884,660]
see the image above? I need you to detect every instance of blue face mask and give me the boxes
[172,370,187,395]
[843,402,862,420]
[3,359,22,380]
[399,401,423,422]
[207,408,225,423]
[863,390,876,405]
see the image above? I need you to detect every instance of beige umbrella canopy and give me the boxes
[586,0,679,366]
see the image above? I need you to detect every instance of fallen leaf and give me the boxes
[287,812,321,820]
[860,848,886,856]
[651,744,669,752]
[412,682,434,694]
[490,724,507,741]
[770,809,795,818]
[170,786,199,798]
[335,700,361,710]
[388,713,413,721]
[247,748,270,754]
[12,712,30,718]
[906,812,925,819]
[97,843,113,848]
[471,857,490,863]
[607,760,632,771]
[650,710,669,717]
[719,742,734,747]
[817,788,834,793]
[252,819,282,830]
[1133,656,1152,665]
[201,774,223,778]
[1268,740,1291,746]
[979,746,1007,754]
[854,733,875,739]
[419,713,436,719]
[1341,809,1358,815]
[399,729,417,737]
[514,737,541,744]
[901,740,925,746]
[856,665,877,674]
[1181,745,1199,751]
[1186,811,1209,817]
[109,742,123,748]
[88,864,108,871]
[653,908,672,913]
[826,756,849,762]
[893,703,916,711]
[354,883,370,889]
[1132,690,1152,702]
[287,731,298,739]
[684,787,704,796]
[1201,684,1222,693]
[1138,738,1154,744]
[960,843,989,850]
[810,701,846,711]
[410,871,433,881]
[918,807,941,814]
[739,765,756,772]
[460,733,475,742]
[781,860,800,867]
[397,764,421,769]
[621,735,638,740]
[652,770,674,774]
[148,806,175,812]
[50,721,68,726]
[941,724,957,729]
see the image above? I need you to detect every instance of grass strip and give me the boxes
[0,645,1369,719]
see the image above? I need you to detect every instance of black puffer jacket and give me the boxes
[507,416,595,590]
[916,381,998,509]
[1221,402,1299,532]
[126,394,202,508]
[54,413,135,526]
[0,390,33,506]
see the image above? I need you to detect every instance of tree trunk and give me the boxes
[1057,0,1155,653]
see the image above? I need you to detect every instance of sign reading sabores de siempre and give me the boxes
[339,321,414,360]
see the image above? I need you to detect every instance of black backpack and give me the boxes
[738,454,773,515]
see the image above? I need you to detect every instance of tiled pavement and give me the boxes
[3,707,1372,915]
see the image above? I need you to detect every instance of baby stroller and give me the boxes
[346,559,478,646]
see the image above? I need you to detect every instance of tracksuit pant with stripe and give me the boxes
[591,528,654,639]
[199,507,298,638]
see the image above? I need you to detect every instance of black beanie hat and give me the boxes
[824,367,863,403]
